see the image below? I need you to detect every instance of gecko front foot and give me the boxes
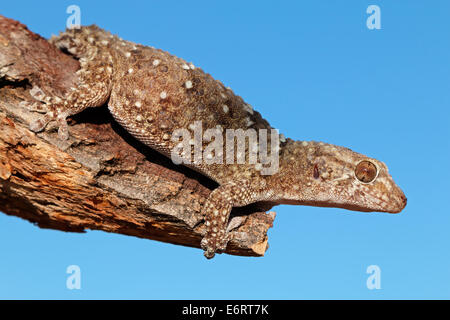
[29,109,71,140]
[200,181,255,259]
[201,231,229,259]
[29,111,53,133]
[200,187,233,259]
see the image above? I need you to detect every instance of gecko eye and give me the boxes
[355,160,377,183]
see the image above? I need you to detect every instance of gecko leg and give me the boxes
[200,181,258,259]
[28,76,111,140]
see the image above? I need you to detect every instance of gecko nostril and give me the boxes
[313,164,319,179]
[401,195,407,206]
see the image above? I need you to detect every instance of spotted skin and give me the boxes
[29,25,407,259]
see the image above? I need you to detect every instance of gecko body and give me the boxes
[29,26,407,258]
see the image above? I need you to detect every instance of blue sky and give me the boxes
[0,1,449,299]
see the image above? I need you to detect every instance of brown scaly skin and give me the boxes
[28,26,407,259]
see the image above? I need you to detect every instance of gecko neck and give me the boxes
[262,139,316,202]
[263,138,361,210]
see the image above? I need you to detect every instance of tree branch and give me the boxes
[0,15,275,257]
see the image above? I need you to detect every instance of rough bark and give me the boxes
[0,15,275,257]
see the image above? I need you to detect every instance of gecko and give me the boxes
[28,25,407,259]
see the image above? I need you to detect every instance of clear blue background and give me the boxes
[0,0,449,299]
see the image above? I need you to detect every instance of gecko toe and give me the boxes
[29,113,52,132]
[56,114,71,140]
[203,249,216,259]
[200,237,209,251]
[201,236,217,259]
[57,123,70,140]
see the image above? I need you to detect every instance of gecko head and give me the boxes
[307,142,407,213]
[283,141,407,213]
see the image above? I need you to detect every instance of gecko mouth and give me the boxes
[364,188,407,214]
[280,188,407,213]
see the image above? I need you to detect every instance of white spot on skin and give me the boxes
[162,134,170,140]
[182,64,190,70]
[185,80,193,89]
[136,115,142,121]
[128,68,133,74]
[222,104,229,113]
[153,59,160,66]
[125,52,131,58]
[67,47,77,55]
[135,101,142,108]
[160,91,167,99]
